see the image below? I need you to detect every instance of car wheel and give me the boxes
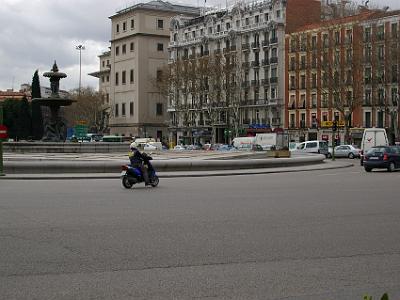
[364,167,372,172]
[326,153,332,158]
[348,153,354,159]
[387,162,395,172]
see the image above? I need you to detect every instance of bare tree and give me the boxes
[64,87,109,133]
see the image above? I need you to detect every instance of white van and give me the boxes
[360,128,389,165]
[295,140,329,156]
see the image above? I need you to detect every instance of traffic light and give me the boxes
[332,120,337,132]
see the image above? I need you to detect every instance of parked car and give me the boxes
[333,145,361,159]
[143,143,157,151]
[289,142,300,152]
[363,146,400,172]
[173,145,186,151]
[294,140,329,157]
[252,144,264,151]
[217,144,235,151]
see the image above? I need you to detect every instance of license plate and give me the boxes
[369,157,379,160]
[120,171,127,176]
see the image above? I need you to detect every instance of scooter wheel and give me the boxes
[122,176,133,189]
[150,175,159,187]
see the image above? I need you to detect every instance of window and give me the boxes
[130,69,134,83]
[106,75,109,82]
[116,24,119,33]
[115,103,119,117]
[131,19,134,29]
[115,46,119,56]
[245,18,249,25]
[115,72,119,85]
[106,93,109,103]
[276,10,281,18]
[122,44,126,54]
[122,71,126,84]
[365,112,371,128]
[364,27,371,42]
[156,103,163,116]
[156,70,163,82]
[392,23,398,38]
[123,22,126,31]
[264,13,269,21]
[130,102,134,116]
[101,76,105,83]
[255,15,259,24]
[102,61,105,67]
[122,103,126,116]
[157,43,164,51]
[157,19,164,29]
[130,42,134,51]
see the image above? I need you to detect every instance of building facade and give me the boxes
[167,0,320,145]
[285,9,400,145]
[90,0,199,141]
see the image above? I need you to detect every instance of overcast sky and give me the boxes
[0,0,399,92]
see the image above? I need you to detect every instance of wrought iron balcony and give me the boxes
[270,37,278,44]
[262,40,269,47]
[251,61,260,68]
[269,56,278,64]
[262,59,269,66]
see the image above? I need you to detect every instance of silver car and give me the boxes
[333,145,361,159]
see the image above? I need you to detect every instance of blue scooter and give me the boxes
[121,153,159,188]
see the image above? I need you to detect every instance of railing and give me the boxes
[269,56,278,64]
[251,42,260,49]
[270,77,278,84]
[262,59,269,66]
[251,80,259,86]
[262,40,269,47]
[261,78,269,85]
[251,61,260,67]
[242,43,250,50]
[242,62,250,69]
[270,37,278,44]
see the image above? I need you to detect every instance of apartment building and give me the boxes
[167,0,320,145]
[285,9,400,145]
[90,0,199,140]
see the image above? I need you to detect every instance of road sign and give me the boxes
[74,124,88,138]
[0,125,8,140]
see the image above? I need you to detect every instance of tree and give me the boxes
[64,87,108,133]
[2,97,32,140]
[31,69,44,140]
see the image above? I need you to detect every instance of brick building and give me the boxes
[285,9,400,145]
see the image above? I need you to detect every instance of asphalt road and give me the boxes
[1,162,400,299]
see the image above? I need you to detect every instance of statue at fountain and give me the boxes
[32,61,75,142]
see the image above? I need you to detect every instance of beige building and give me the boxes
[90,0,199,141]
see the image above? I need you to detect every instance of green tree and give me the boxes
[31,69,44,140]
[2,99,19,139]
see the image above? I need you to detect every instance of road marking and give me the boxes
[320,171,361,176]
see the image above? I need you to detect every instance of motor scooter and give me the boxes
[121,153,159,188]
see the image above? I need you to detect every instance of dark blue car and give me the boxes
[363,146,400,172]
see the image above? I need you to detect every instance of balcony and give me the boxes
[203,50,209,56]
[270,37,278,44]
[214,49,222,55]
[261,78,269,85]
[251,42,260,49]
[230,45,237,51]
[363,100,372,106]
[242,62,250,69]
[269,56,278,64]
[270,76,278,84]
[241,81,250,88]
[262,59,269,66]
[251,61,260,68]
[262,40,269,47]
[251,80,259,86]
[242,43,250,50]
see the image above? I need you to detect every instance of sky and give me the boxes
[0,0,399,92]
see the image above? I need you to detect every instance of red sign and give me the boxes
[321,134,329,141]
[0,125,8,140]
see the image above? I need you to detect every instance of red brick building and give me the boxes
[285,9,400,145]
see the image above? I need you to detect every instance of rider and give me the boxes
[129,143,150,186]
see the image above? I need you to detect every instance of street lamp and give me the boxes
[76,44,85,96]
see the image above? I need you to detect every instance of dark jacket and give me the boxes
[129,149,144,165]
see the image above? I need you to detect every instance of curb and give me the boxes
[0,162,354,180]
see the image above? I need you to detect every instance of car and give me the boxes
[143,143,157,151]
[289,142,300,152]
[173,145,186,151]
[333,145,361,159]
[218,144,235,151]
[363,146,400,172]
[294,140,329,157]
[252,144,264,151]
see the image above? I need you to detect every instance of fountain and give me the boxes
[32,61,75,142]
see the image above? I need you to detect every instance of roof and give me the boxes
[293,11,377,33]
[110,0,200,19]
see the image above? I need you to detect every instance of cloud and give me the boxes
[0,0,399,91]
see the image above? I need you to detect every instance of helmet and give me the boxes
[130,142,137,151]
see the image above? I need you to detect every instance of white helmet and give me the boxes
[130,142,137,151]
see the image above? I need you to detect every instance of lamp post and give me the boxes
[76,44,85,96]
